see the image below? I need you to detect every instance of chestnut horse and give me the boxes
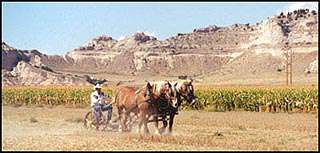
[115,82,161,134]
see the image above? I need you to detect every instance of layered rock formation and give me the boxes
[305,58,318,73]
[2,61,90,86]
[2,9,318,86]
[1,43,90,86]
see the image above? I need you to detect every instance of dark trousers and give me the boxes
[92,103,113,124]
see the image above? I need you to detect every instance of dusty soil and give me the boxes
[2,106,318,151]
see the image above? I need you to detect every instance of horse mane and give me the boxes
[135,83,152,95]
[151,81,170,95]
[174,80,184,91]
[135,86,144,95]
[173,80,192,92]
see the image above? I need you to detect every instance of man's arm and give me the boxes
[100,92,107,104]
[91,93,100,106]
[101,92,112,104]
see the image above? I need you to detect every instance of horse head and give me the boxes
[162,80,174,100]
[172,79,196,107]
[185,79,196,105]
[170,84,180,109]
[143,81,154,103]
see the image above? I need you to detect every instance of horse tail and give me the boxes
[135,88,142,95]
[111,90,122,123]
[113,89,119,106]
[116,81,122,86]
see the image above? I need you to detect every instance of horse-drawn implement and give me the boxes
[83,79,196,134]
[83,109,111,130]
[83,104,175,132]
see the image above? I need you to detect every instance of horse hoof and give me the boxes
[155,130,161,135]
[160,128,166,134]
[135,128,140,133]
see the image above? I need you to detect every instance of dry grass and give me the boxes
[2,106,318,151]
[29,117,38,123]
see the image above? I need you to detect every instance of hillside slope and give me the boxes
[1,9,318,86]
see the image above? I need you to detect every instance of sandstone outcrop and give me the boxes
[1,61,90,86]
[2,9,318,85]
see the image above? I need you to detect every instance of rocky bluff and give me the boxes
[2,9,318,85]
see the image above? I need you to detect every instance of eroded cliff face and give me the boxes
[248,9,318,56]
[2,42,31,71]
[2,9,318,86]
[305,58,318,73]
[50,9,316,77]
[1,61,90,86]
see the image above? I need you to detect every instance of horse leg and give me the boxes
[125,111,133,132]
[117,107,121,132]
[154,113,161,135]
[127,112,133,131]
[123,111,129,132]
[168,112,176,134]
[138,111,144,134]
[160,114,168,134]
[134,112,139,124]
[130,111,138,132]
[143,114,150,134]
[119,108,127,132]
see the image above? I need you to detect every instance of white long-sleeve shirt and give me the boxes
[90,91,106,107]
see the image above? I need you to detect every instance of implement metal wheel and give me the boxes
[84,111,96,129]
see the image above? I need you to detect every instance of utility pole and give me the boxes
[283,41,293,86]
[283,41,289,86]
[289,47,293,85]
[281,22,292,86]
[286,48,289,86]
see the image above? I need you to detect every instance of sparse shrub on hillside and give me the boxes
[30,117,38,123]
[41,65,55,73]
[84,75,107,85]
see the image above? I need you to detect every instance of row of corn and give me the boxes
[1,86,114,107]
[1,85,318,113]
[186,85,318,113]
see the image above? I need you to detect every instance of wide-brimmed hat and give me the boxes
[94,84,102,90]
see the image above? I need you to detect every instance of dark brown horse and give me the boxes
[159,79,196,134]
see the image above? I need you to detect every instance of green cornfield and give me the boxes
[1,85,318,113]
[1,86,114,107]
[187,85,318,113]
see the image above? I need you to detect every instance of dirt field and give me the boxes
[2,105,318,151]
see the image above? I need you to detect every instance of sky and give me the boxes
[2,2,318,55]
